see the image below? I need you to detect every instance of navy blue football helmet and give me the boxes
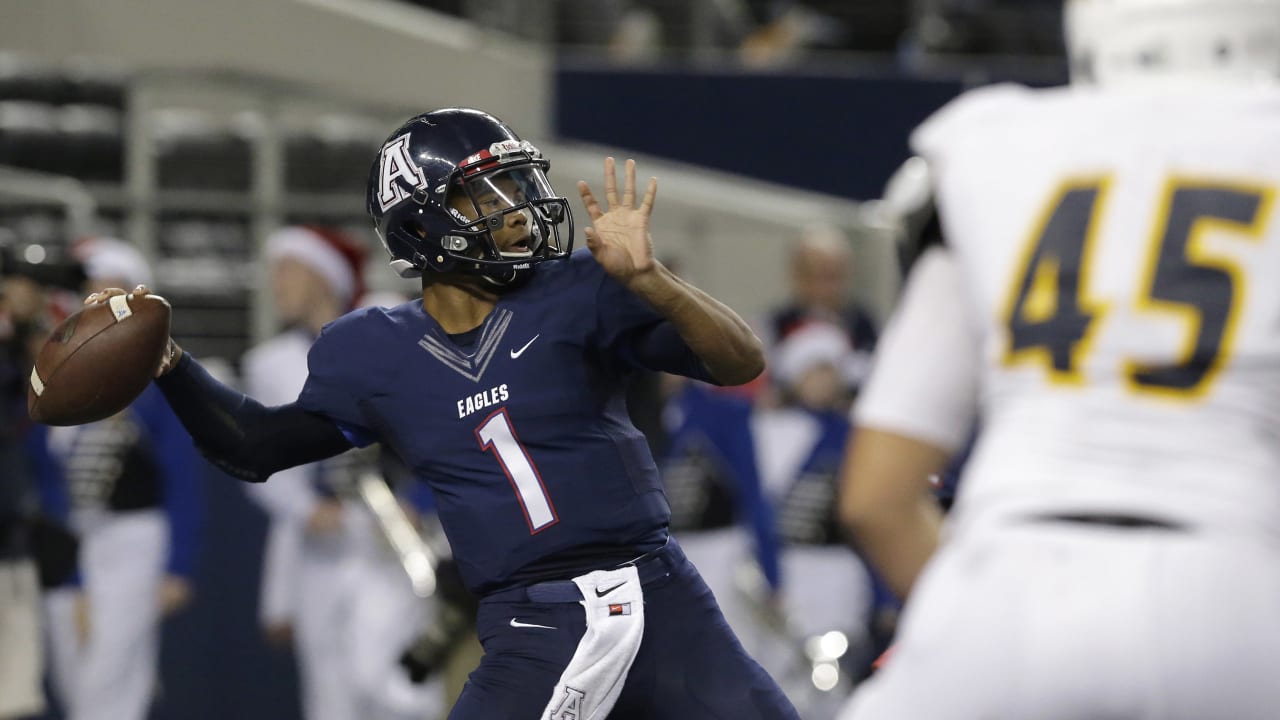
[366,108,573,283]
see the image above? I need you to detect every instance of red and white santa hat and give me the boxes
[266,226,366,308]
[771,320,863,388]
[74,236,153,288]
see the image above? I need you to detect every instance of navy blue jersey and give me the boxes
[297,250,714,595]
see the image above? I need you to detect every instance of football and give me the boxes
[28,292,172,426]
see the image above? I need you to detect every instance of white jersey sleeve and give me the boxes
[854,247,980,453]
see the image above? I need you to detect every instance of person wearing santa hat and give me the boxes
[755,322,889,709]
[659,321,889,717]
[241,226,441,720]
[30,236,203,720]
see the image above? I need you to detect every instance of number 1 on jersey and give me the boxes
[476,408,558,533]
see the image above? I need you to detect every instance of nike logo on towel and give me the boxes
[595,582,625,598]
[510,618,557,630]
[510,334,540,359]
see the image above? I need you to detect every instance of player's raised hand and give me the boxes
[83,285,183,377]
[578,157,658,285]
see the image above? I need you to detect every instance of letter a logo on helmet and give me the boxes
[376,133,427,212]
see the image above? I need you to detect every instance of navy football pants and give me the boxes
[449,541,800,719]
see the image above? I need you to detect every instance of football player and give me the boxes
[95,108,799,719]
[838,1,1280,718]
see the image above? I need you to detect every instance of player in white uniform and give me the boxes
[839,1,1280,718]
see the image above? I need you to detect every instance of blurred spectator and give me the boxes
[659,378,781,686]
[29,236,203,720]
[0,237,60,720]
[738,0,911,65]
[398,0,1062,66]
[347,291,450,720]
[660,322,894,716]
[430,0,909,62]
[754,323,888,697]
[581,0,910,62]
[242,227,442,720]
[907,0,1063,58]
[766,224,877,395]
[772,320,861,414]
[736,0,1063,64]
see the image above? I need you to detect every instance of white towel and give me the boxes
[540,565,645,720]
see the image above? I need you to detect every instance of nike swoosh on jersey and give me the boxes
[509,617,557,630]
[509,334,540,359]
[594,582,625,598]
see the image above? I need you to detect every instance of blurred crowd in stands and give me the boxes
[403,0,1064,64]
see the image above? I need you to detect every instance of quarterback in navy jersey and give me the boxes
[299,249,712,595]
[96,108,800,719]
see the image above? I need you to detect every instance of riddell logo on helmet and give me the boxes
[461,141,539,175]
[492,140,540,158]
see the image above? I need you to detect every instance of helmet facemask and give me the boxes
[430,163,571,286]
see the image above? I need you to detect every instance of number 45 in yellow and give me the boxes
[1002,177,1274,399]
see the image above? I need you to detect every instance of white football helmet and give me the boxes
[1066,0,1280,87]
